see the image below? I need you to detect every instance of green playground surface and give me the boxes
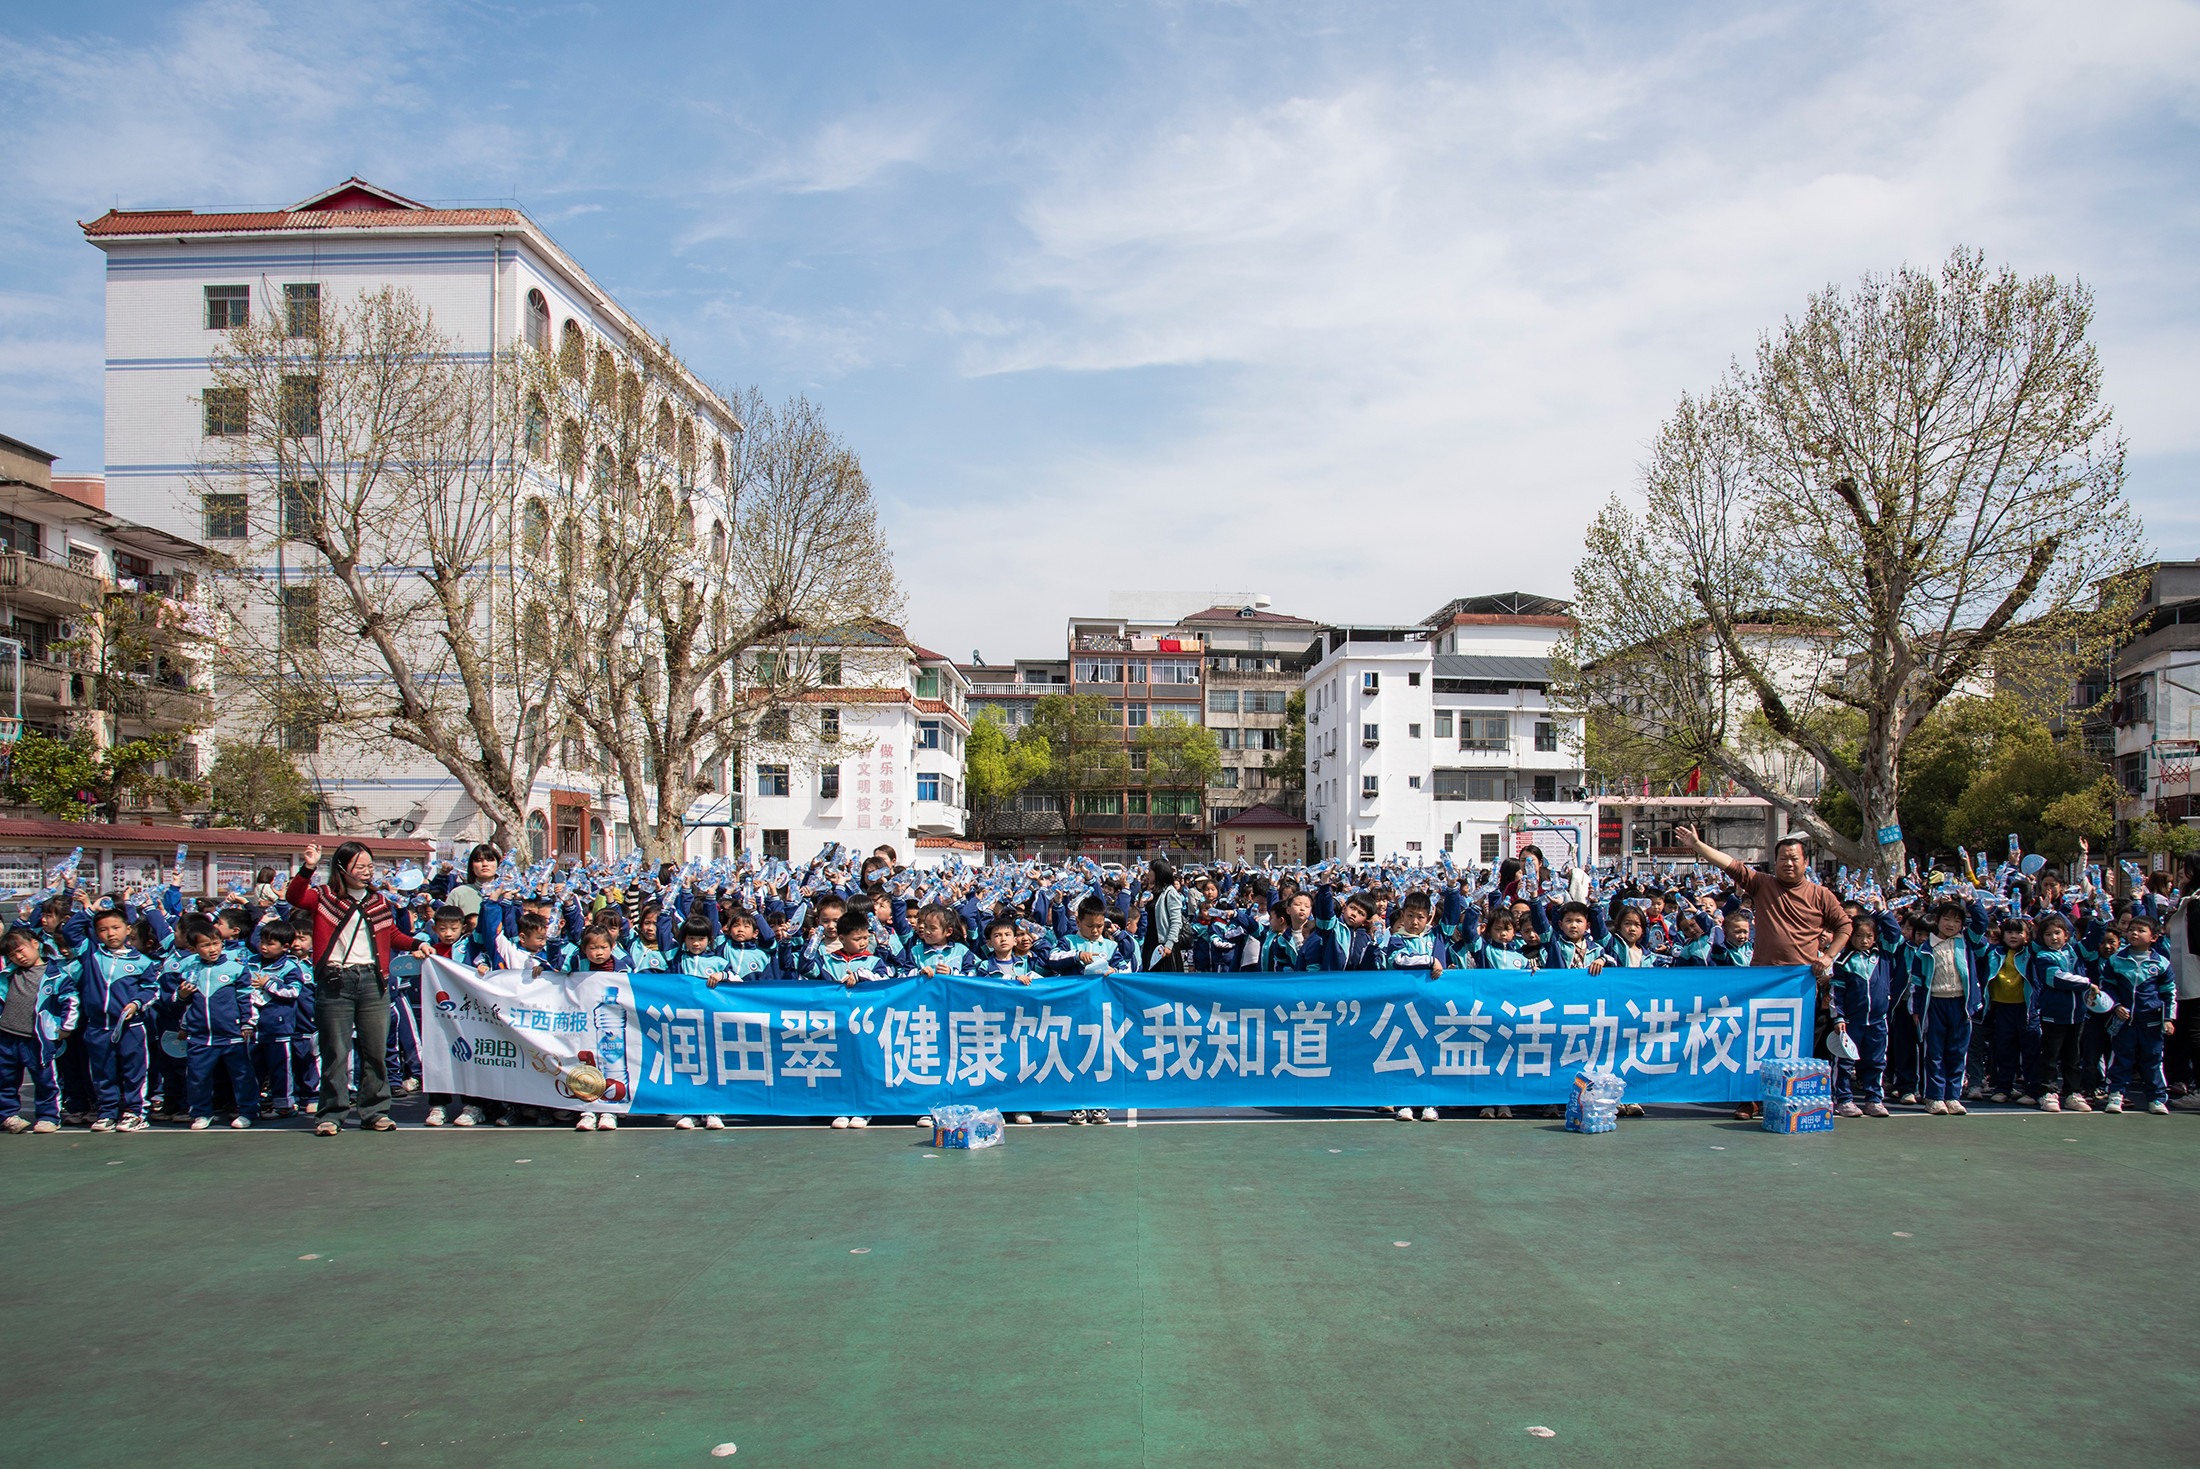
[2,1109,2196,1469]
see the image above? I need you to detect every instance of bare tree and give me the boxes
[511,335,904,863]
[196,285,564,848]
[1569,249,2145,877]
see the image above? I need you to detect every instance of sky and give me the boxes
[3,0,2196,661]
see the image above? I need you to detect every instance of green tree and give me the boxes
[1028,694,1130,838]
[2040,777,2119,850]
[208,744,316,830]
[1815,700,2014,862]
[1569,249,2145,879]
[963,708,1052,846]
[2132,811,2200,861]
[1940,719,2105,862]
[3,731,106,819]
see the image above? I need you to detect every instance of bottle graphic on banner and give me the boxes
[593,983,630,1101]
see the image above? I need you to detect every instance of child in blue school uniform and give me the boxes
[163,920,259,1130]
[2099,912,2177,1115]
[1829,902,1894,1119]
[2019,911,2095,1113]
[73,907,163,1132]
[0,927,79,1134]
[1896,900,1994,1115]
[246,921,312,1119]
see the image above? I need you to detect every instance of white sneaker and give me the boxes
[1090,1109,1110,1124]
[1494,1106,1514,1119]
[2147,1100,2170,1115]
[1927,1100,1948,1114]
[457,1105,484,1127]
[914,1115,934,1129]
[848,1117,868,1129]
[1013,1113,1033,1125]
[2171,1094,2200,1112]
[703,1115,725,1130]
[425,1106,447,1127]
[231,1115,252,1129]
[831,1117,851,1129]
[1946,1100,1967,1116]
[1419,1107,1439,1121]
[1394,1106,1415,1121]
[674,1116,696,1130]
[2039,1093,2061,1112]
[1476,1107,1498,1119]
[597,1114,617,1131]
[575,1113,597,1131]
[2105,1094,2124,1113]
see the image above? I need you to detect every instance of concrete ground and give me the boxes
[1,1103,2194,1468]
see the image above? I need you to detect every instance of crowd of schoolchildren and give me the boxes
[4,838,2195,1135]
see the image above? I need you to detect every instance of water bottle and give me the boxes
[593,984,628,1091]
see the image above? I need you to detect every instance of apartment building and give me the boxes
[1174,601,1318,829]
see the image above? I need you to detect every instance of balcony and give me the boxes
[18,659,90,713]
[0,553,105,616]
[105,676,214,729]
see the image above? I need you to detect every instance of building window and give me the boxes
[1361,774,1380,798]
[1213,729,1239,751]
[523,394,548,458]
[525,289,551,351]
[917,720,941,750]
[1434,711,1454,739]
[754,651,781,683]
[1362,723,1379,743]
[1154,791,1198,815]
[283,283,321,338]
[1217,767,1239,789]
[1533,774,1558,802]
[1076,792,1122,815]
[820,764,841,799]
[1408,723,1422,738]
[280,479,320,539]
[914,668,941,699]
[917,772,941,802]
[527,811,550,863]
[1408,775,1423,789]
[819,653,842,686]
[1534,721,1558,752]
[202,494,248,540]
[1075,658,1125,684]
[281,719,320,754]
[1362,672,1379,692]
[820,707,840,743]
[1480,833,1502,864]
[1125,704,1149,728]
[2117,752,2146,796]
[203,388,247,437]
[1208,689,1238,714]
[1244,691,1288,714]
[1151,658,1199,685]
[560,320,584,379]
[756,763,790,797]
[1248,632,1265,651]
[1408,671,1421,686]
[279,375,321,437]
[1461,715,1509,751]
[115,550,151,580]
[757,708,789,741]
[205,285,249,329]
[1359,834,1376,859]
[521,499,548,557]
[762,829,790,861]
[0,513,40,558]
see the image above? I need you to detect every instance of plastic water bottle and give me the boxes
[593,984,628,1091]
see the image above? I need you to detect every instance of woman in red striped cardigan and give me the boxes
[288,841,430,1136]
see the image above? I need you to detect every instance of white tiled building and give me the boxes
[1301,595,1593,868]
[79,177,966,861]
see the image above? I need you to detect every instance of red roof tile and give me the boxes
[82,207,526,238]
[1179,606,1319,625]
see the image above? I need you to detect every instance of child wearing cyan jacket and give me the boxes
[2099,913,2177,1115]
[0,927,79,1133]
[246,921,312,1119]
[2021,911,2096,1113]
[164,921,258,1130]
[1829,903,1894,1119]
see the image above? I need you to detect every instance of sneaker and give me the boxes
[5,1116,30,1134]
[457,1105,484,1127]
[2013,1094,2035,1107]
[1863,1101,1891,1118]
[830,1117,850,1129]
[1946,1100,1967,1116]
[402,1078,421,1093]
[1899,1092,1920,1106]
[1989,1092,2009,1104]
[2147,1100,2170,1115]
[848,1117,868,1129]
[31,1119,58,1134]
[1090,1109,1111,1124]
[190,1117,212,1130]
[89,1117,115,1133]
[914,1115,934,1129]
[274,1106,298,1118]
[1013,1113,1033,1125]
[2171,1094,2200,1112]
[1476,1107,1499,1119]
[494,1111,513,1126]
[119,1114,148,1132]
[2105,1094,2124,1114]
[1494,1106,1514,1120]
[1927,1100,1948,1115]
[1835,1101,1863,1118]
[425,1106,447,1127]
[575,1113,597,1131]
[231,1115,252,1129]
[1419,1107,1439,1121]
[1620,1102,1645,1117]
[674,1116,696,1130]
[1964,1085,1983,1101]
[1394,1106,1416,1122]
[2040,1093,2061,1112]
[2064,1093,2092,1113]
[597,1114,616,1131]
[703,1115,726,1130]
[1069,1110,1089,1125]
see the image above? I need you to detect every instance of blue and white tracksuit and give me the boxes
[165,952,259,1120]
[73,943,161,1122]
[0,959,80,1125]
[248,955,315,1111]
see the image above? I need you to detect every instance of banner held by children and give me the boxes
[421,956,1813,1114]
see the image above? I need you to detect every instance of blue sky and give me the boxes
[4,0,2196,659]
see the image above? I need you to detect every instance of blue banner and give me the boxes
[589,965,1815,1114]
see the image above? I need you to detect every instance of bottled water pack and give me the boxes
[1565,1069,1626,1134]
[931,1105,1005,1150]
[1758,1057,1832,1100]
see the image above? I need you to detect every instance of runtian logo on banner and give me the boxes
[416,957,1813,1115]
